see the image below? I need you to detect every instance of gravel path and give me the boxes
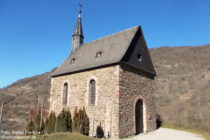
[124,128,205,140]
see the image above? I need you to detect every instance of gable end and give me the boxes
[121,27,156,76]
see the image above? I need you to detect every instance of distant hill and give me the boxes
[150,44,210,131]
[0,44,210,131]
[0,71,52,130]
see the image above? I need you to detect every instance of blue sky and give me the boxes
[0,0,210,88]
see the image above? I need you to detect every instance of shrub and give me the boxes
[55,109,72,132]
[96,125,104,138]
[26,106,45,135]
[72,107,90,136]
[72,108,79,132]
[34,112,45,134]
[66,110,72,132]
[45,112,56,134]
[26,119,35,134]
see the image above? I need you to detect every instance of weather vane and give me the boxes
[79,3,83,14]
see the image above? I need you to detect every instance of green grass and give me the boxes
[17,132,99,140]
[162,123,210,140]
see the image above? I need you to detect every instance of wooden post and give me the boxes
[110,106,112,138]
[39,100,44,134]
[92,117,95,137]
[37,97,40,115]
[0,102,3,124]
[104,108,106,138]
[0,101,4,140]
[92,107,95,137]
[110,109,112,138]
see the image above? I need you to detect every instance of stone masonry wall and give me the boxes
[50,65,120,138]
[119,64,156,138]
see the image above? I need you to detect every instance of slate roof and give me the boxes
[52,25,140,77]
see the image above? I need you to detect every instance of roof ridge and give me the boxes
[82,25,140,46]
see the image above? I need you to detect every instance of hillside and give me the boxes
[151,44,210,131]
[0,71,52,130]
[0,44,210,131]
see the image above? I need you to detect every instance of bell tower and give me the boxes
[72,5,84,53]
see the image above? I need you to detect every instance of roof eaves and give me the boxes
[120,61,156,77]
[51,62,120,78]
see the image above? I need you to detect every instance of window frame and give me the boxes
[89,79,96,106]
[62,82,69,106]
[137,53,143,62]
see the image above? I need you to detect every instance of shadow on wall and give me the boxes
[156,114,163,129]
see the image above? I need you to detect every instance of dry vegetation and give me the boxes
[18,132,98,140]
[0,45,210,133]
[0,71,52,130]
[151,44,210,132]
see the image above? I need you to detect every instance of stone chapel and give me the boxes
[50,11,157,138]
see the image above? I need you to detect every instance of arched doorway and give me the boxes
[135,99,143,134]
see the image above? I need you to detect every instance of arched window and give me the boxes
[63,83,68,105]
[89,79,96,105]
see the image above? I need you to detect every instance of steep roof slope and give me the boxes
[52,25,156,77]
[52,26,139,76]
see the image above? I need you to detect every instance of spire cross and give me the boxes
[79,4,83,15]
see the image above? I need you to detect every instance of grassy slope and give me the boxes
[19,133,98,140]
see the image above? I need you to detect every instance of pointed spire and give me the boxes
[72,4,84,53]
[73,11,83,37]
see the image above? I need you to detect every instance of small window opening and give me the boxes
[95,51,103,58]
[63,83,68,105]
[70,58,76,64]
[137,54,142,62]
[89,79,96,105]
